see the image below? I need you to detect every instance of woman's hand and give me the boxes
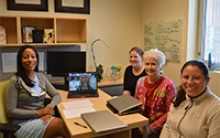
[36,104,54,116]
[44,104,54,115]
[41,114,52,124]
[147,126,152,135]
[139,127,144,134]
[139,125,152,135]
[122,90,131,95]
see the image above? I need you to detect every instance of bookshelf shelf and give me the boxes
[0,16,87,47]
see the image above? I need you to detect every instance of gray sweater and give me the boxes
[7,73,61,125]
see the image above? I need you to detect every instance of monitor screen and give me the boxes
[69,72,97,91]
[46,51,86,77]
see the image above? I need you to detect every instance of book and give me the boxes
[44,29,54,43]
[0,26,6,44]
[22,26,35,43]
[32,30,44,43]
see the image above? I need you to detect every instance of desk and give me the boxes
[98,77,123,87]
[98,78,124,96]
[57,89,148,138]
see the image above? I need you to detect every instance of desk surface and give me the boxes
[98,77,123,87]
[57,89,148,138]
[52,77,123,88]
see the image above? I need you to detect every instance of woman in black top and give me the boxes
[123,47,147,96]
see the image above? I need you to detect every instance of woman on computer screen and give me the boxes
[77,73,94,90]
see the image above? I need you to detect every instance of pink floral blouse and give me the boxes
[135,76,176,133]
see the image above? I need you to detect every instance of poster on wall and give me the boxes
[144,19,182,62]
[55,0,90,14]
[1,52,44,73]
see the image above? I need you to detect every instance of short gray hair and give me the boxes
[143,49,166,68]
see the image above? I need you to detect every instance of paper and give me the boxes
[63,106,96,119]
[1,52,44,73]
[1,53,17,73]
[62,0,84,8]
[144,19,182,62]
[62,99,94,109]
[38,52,44,71]
[62,100,96,119]
[15,0,41,5]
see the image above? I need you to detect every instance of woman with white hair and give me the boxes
[134,49,177,138]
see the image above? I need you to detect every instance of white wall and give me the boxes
[0,0,142,78]
[209,72,220,97]
[141,0,189,86]
[141,0,219,96]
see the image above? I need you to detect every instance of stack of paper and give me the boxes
[62,99,96,119]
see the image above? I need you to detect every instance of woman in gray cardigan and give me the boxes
[7,45,69,138]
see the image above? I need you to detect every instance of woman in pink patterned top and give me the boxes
[134,49,176,138]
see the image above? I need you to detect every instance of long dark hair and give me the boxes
[16,45,39,87]
[173,60,209,107]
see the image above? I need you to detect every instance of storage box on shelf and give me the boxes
[0,16,18,45]
[0,16,87,47]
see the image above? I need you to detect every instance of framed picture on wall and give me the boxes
[7,0,48,11]
[55,0,90,14]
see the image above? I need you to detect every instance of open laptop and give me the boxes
[67,72,99,98]
[81,110,127,134]
[107,94,143,115]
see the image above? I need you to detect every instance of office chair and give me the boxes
[0,80,20,138]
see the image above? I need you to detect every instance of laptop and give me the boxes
[81,110,127,134]
[107,94,143,115]
[67,72,99,98]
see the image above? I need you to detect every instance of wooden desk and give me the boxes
[98,77,123,87]
[51,77,123,88]
[57,89,148,138]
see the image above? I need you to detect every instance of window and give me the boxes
[200,0,220,71]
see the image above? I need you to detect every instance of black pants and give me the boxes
[132,128,142,138]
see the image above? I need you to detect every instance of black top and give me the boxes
[123,65,147,97]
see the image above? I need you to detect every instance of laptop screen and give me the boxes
[68,72,97,92]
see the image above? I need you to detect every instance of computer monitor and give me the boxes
[46,51,86,88]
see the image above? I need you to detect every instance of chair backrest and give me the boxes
[0,80,10,124]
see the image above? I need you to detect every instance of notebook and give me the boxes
[81,110,127,134]
[67,72,99,98]
[107,94,143,115]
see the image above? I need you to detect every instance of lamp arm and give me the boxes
[90,39,110,69]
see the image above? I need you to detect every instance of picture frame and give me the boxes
[7,0,48,11]
[22,26,35,43]
[55,0,90,14]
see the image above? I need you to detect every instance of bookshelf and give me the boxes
[0,16,87,46]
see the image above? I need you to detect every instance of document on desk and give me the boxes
[63,106,96,119]
[62,99,96,119]
[62,99,94,109]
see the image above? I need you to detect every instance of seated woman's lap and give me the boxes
[14,117,54,138]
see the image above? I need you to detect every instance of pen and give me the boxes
[74,121,88,128]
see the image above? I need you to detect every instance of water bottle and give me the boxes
[111,66,117,82]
